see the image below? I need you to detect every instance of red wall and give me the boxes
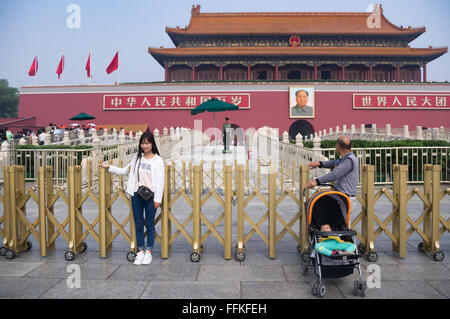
[18,84,450,134]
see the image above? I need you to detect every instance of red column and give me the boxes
[314,64,318,80]
[247,64,251,80]
[192,64,196,81]
[341,64,346,81]
[396,65,400,82]
[275,63,279,80]
[422,63,427,82]
[164,63,169,82]
[369,64,373,81]
[219,63,223,81]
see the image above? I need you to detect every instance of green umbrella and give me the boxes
[69,112,96,121]
[190,98,238,129]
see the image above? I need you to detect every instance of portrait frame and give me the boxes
[289,86,315,118]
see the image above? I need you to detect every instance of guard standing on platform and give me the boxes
[222,117,231,153]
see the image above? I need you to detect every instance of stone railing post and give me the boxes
[32,135,39,146]
[384,124,391,141]
[402,125,410,139]
[63,131,70,144]
[44,133,51,145]
[282,131,289,143]
[295,133,303,147]
[415,126,423,140]
[360,124,366,139]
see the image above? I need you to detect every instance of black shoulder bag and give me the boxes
[135,157,154,201]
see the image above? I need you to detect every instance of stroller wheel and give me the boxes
[360,281,366,297]
[311,280,320,296]
[318,282,326,297]
[353,280,366,297]
[353,280,360,296]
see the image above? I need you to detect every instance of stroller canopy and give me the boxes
[306,190,351,231]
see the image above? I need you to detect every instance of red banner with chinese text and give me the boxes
[103,93,251,110]
[353,93,450,109]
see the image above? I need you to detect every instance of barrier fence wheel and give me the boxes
[127,252,136,262]
[65,250,75,261]
[301,251,310,263]
[358,244,366,254]
[79,242,88,253]
[0,247,6,256]
[418,242,425,252]
[433,251,444,262]
[5,249,16,260]
[235,251,245,262]
[190,252,201,262]
[366,251,378,262]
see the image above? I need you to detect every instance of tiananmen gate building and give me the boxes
[17,5,450,139]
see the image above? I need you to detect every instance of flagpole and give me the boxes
[35,51,37,87]
[62,49,64,86]
[90,48,92,85]
[117,50,119,85]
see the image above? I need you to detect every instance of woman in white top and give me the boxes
[98,130,165,265]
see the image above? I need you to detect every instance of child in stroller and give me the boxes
[315,224,356,257]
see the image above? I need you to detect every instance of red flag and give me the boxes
[85,53,91,78]
[106,51,118,75]
[28,56,38,76]
[56,54,65,79]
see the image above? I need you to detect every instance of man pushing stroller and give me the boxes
[306,135,359,204]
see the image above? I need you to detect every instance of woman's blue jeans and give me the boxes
[131,193,157,251]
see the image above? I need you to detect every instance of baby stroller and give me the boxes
[301,187,366,297]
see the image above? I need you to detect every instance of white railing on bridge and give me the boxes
[300,124,450,142]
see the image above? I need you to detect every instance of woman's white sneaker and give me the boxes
[134,251,145,265]
[142,251,152,265]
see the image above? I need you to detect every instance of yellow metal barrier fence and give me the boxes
[0,163,449,262]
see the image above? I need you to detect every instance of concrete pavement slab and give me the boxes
[40,279,149,299]
[0,278,61,298]
[141,281,241,299]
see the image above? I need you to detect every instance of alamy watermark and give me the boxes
[66,4,81,29]
[366,264,381,289]
[366,4,382,29]
[66,264,81,288]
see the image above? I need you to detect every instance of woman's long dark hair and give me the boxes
[133,130,160,176]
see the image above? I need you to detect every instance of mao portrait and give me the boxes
[289,86,315,118]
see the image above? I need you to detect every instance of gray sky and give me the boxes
[0,0,449,88]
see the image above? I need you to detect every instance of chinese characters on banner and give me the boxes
[103,93,251,110]
[353,93,450,109]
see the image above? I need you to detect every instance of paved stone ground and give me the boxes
[1,185,449,299]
